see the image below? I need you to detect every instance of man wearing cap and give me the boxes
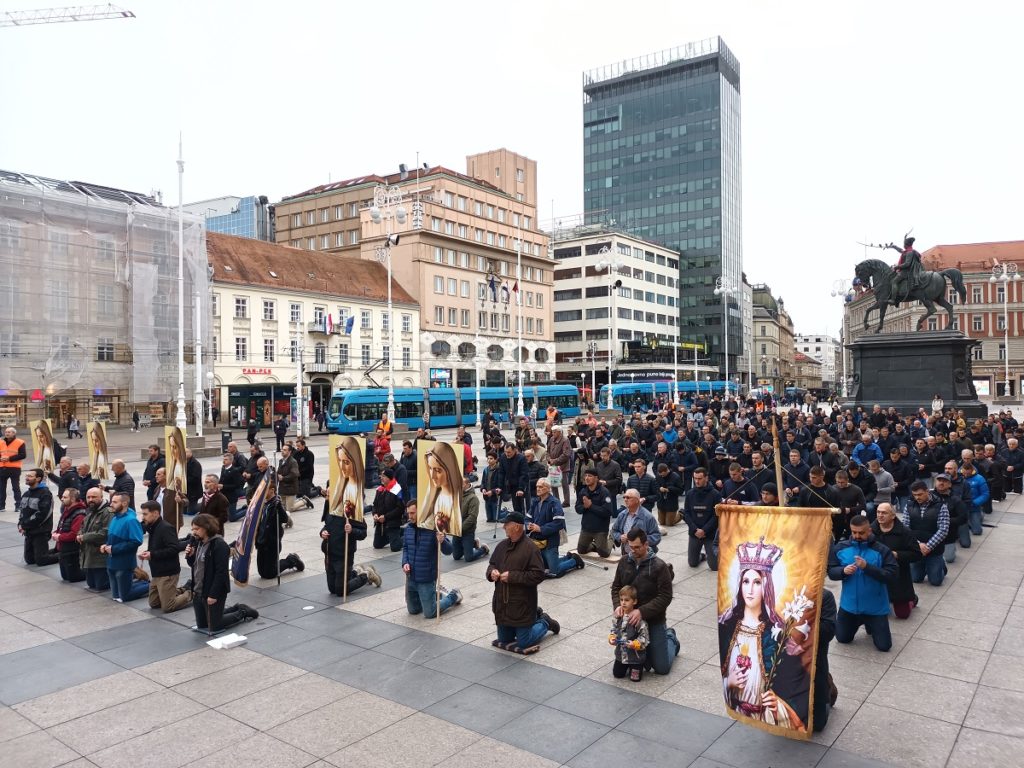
[527,478,583,577]
[708,446,732,491]
[575,467,614,558]
[487,511,559,654]
[760,483,781,506]
[933,469,968,563]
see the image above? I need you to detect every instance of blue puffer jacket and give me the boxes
[962,471,990,511]
[828,536,898,616]
[526,494,565,551]
[403,523,452,583]
[105,509,144,571]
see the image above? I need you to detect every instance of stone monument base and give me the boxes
[842,330,985,419]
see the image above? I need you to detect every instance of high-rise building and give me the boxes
[582,37,743,378]
[184,195,275,241]
[795,335,840,390]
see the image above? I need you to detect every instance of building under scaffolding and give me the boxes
[0,169,209,428]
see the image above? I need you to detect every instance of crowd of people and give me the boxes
[2,394,1018,728]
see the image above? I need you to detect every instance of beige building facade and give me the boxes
[273,150,554,388]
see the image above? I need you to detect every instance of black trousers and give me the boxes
[24,533,58,566]
[59,551,86,582]
[0,467,22,508]
[256,544,293,579]
[193,595,244,631]
[325,556,367,596]
[373,525,402,551]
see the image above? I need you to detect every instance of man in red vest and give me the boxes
[0,426,27,511]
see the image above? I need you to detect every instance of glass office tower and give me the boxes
[583,37,742,381]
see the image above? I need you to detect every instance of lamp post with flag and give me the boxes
[371,184,407,423]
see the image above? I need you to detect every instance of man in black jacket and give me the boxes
[17,469,56,566]
[610,528,678,675]
[498,442,529,515]
[626,458,658,512]
[243,445,266,501]
[846,460,878,519]
[104,460,136,503]
[255,484,304,579]
[883,447,915,508]
[218,453,245,521]
[185,449,203,516]
[832,470,866,541]
[273,416,289,452]
[293,437,316,501]
[137,501,191,613]
[47,457,78,500]
[654,463,684,526]
[682,467,721,570]
[575,468,614,558]
[321,495,380,596]
[142,445,164,501]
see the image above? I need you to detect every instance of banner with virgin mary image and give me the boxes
[416,440,463,536]
[328,435,366,521]
[231,472,268,586]
[30,419,57,475]
[164,425,188,497]
[87,421,110,482]
[716,503,833,739]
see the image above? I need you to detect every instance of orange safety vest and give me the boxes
[0,437,26,469]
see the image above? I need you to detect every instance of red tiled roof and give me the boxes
[206,232,415,305]
[282,165,505,202]
[922,241,1024,271]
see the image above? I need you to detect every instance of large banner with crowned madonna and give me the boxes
[716,504,833,739]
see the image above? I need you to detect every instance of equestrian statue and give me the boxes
[853,236,966,334]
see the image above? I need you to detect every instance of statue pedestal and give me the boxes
[842,330,985,419]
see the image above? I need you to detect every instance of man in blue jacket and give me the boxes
[960,462,990,538]
[527,478,583,577]
[828,515,898,652]
[851,432,884,467]
[403,518,461,619]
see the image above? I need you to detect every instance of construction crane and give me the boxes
[0,4,135,27]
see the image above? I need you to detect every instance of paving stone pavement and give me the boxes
[1,426,1023,767]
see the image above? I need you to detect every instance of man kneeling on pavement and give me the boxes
[137,500,191,613]
[526,477,584,576]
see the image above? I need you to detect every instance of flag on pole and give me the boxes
[345,315,355,334]
[500,282,510,306]
[512,280,520,305]
[488,274,497,303]
[326,313,334,334]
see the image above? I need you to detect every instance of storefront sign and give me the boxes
[613,369,675,383]
[429,368,451,382]
[241,367,273,376]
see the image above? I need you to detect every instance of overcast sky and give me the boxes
[2,0,1021,337]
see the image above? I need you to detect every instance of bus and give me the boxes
[597,380,739,412]
[324,384,582,434]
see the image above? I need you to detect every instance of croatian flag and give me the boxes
[326,313,334,334]
[488,274,497,303]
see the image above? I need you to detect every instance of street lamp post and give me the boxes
[206,371,214,425]
[990,262,1019,397]
[596,247,624,412]
[580,373,586,407]
[831,278,856,397]
[714,276,738,401]
[587,341,597,410]
[371,184,408,423]
[174,136,187,430]
[515,231,525,418]
[474,332,484,427]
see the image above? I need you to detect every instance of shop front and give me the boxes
[228,384,295,428]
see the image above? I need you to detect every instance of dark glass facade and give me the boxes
[583,38,742,379]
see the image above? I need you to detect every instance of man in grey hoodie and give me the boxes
[868,459,895,512]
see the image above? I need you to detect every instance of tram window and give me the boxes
[429,400,456,417]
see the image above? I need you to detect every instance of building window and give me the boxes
[381,311,390,332]
[444,192,454,207]
[536,293,543,309]
[527,317,534,333]
[290,339,298,363]
[292,214,301,228]
[335,232,344,247]
[973,315,983,332]
[97,284,115,319]
[448,278,457,295]
[997,315,1007,331]
[526,291,533,307]
[360,309,371,329]
[402,347,411,367]
[313,305,326,325]
[486,232,495,245]
[973,346,984,360]
[307,237,316,250]
[475,229,483,242]
[350,230,359,245]
[361,345,371,366]
[382,345,390,364]
[264,339,275,362]
[457,196,467,212]
[434,276,444,294]
[315,343,326,364]
[999,344,1007,361]
[447,249,456,266]
[211,293,220,317]
[235,337,248,361]
[490,313,499,331]
[290,302,302,323]
[339,343,349,366]
[459,224,468,238]
[402,314,411,332]
[461,280,470,298]
[435,306,445,324]
[96,338,114,362]
[972,286,983,303]
[502,314,510,332]
[320,235,330,249]
[997,285,1006,303]
[262,300,275,320]
[948,290,958,305]
[338,306,350,329]
[537,319,543,335]
[950,316,959,331]
[234,297,248,319]
[479,311,487,330]
[448,308,458,325]
[461,309,470,327]
[349,202,359,217]
[212,336,218,360]
[475,201,483,215]
[335,205,343,220]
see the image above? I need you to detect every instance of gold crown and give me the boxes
[736,536,783,572]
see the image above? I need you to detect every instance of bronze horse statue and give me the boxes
[854,258,966,333]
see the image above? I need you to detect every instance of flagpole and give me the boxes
[771,418,785,504]
[436,537,442,624]
[342,522,349,602]
[515,224,524,417]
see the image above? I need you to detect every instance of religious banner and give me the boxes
[87,421,110,481]
[30,419,57,474]
[716,503,833,739]
[416,440,463,536]
[164,426,188,497]
[231,473,268,586]
[328,434,366,521]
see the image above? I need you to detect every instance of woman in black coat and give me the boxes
[870,503,922,619]
[185,513,257,632]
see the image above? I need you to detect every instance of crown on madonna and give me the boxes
[736,536,783,572]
